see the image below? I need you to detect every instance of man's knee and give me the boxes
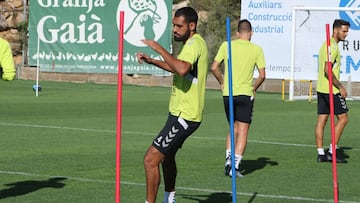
[337,114,348,125]
[341,117,348,126]
[144,152,152,168]
[144,146,164,168]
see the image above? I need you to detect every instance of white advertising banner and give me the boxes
[241,0,360,81]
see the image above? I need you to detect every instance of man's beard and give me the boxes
[335,32,346,41]
[174,30,191,42]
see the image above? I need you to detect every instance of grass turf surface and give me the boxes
[0,79,359,203]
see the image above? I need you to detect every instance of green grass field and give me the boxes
[0,79,359,203]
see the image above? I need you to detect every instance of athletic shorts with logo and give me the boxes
[223,95,254,124]
[152,114,201,155]
[317,92,348,115]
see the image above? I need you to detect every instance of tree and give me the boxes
[173,0,185,4]
[196,0,241,66]
[172,0,241,69]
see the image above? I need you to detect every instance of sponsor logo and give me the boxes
[162,126,179,148]
[154,126,179,148]
[339,0,360,30]
[117,0,169,47]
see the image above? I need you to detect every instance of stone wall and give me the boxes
[19,65,285,93]
[0,0,26,66]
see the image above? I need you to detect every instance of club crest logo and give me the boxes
[339,0,360,30]
[117,0,169,47]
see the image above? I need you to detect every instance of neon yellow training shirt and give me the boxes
[215,39,266,96]
[0,38,15,81]
[169,33,208,122]
[316,37,341,94]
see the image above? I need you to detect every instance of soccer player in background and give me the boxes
[315,19,350,163]
[136,7,208,203]
[0,37,16,81]
[211,19,266,177]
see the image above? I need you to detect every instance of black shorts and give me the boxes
[152,114,201,155]
[317,92,349,115]
[223,95,254,124]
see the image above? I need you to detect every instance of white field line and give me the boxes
[1,171,359,203]
[1,122,358,151]
[122,181,360,203]
[0,170,113,184]
[0,122,115,133]
[1,122,359,202]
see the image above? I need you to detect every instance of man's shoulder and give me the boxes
[0,37,10,46]
[235,39,262,49]
[243,42,264,55]
[248,41,263,49]
[187,34,206,45]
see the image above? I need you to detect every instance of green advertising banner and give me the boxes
[28,0,172,75]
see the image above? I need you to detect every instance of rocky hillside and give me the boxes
[0,0,26,65]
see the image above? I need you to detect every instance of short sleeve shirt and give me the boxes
[0,38,15,81]
[169,34,208,122]
[316,38,341,94]
[215,39,266,96]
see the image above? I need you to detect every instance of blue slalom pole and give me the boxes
[226,17,237,203]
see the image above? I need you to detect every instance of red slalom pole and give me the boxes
[325,23,338,203]
[115,11,125,203]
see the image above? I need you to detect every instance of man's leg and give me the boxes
[315,114,329,162]
[158,115,199,202]
[315,114,328,148]
[162,152,176,191]
[334,113,348,145]
[326,113,348,163]
[224,132,231,176]
[225,122,239,157]
[229,121,249,177]
[224,122,239,175]
[226,132,231,156]
[235,121,250,156]
[162,153,176,203]
[326,93,349,163]
[144,146,165,203]
[229,96,253,177]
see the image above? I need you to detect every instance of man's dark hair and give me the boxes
[175,7,198,25]
[333,19,350,30]
[238,19,252,33]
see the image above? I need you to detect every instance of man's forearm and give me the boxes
[332,75,344,90]
[211,68,223,85]
[325,71,343,90]
[149,58,174,73]
[253,77,265,92]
